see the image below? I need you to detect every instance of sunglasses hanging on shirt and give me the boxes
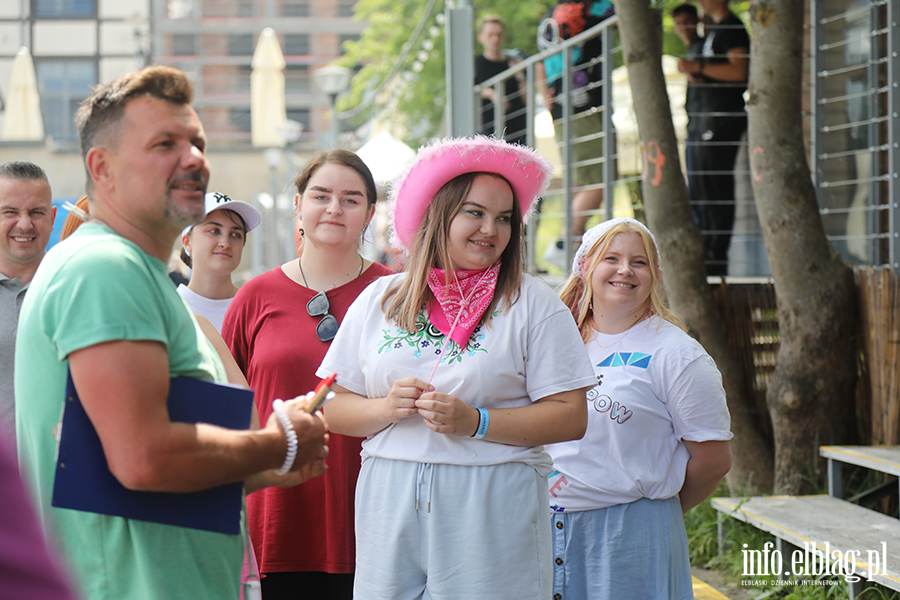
[307,291,339,343]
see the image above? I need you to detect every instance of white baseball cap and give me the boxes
[199,191,260,232]
[183,192,261,240]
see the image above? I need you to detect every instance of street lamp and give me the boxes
[313,65,352,147]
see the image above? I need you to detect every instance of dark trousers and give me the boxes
[260,571,354,600]
[692,118,746,277]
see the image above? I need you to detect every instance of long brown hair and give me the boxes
[382,172,523,334]
[558,220,685,342]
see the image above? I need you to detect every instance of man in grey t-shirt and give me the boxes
[0,162,56,450]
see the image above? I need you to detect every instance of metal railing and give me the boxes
[811,0,900,269]
[473,4,900,275]
[473,15,770,277]
[474,17,619,275]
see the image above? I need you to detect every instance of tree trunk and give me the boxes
[615,2,775,494]
[747,0,857,494]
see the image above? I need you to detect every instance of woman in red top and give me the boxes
[223,150,393,599]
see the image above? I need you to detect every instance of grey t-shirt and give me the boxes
[0,274,27,449]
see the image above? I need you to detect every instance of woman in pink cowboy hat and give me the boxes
[317,136,596,599]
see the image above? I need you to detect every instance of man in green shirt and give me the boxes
[16,66,328,600]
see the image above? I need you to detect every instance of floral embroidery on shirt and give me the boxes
[378,312,493,362]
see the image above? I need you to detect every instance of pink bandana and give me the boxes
[427,261,501,348]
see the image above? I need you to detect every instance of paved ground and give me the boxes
[693,566,759,600]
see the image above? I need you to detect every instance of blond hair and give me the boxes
[558,220,685,342]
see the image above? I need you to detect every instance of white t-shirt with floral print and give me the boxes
[318,272,596,475]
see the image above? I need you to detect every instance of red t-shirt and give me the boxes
[223,262,394,574]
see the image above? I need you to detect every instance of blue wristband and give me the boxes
[472,408,490,440]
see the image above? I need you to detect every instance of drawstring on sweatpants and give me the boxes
[415,463,436,513]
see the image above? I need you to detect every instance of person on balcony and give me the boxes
[672,3,706,221]
[536,0,616,272]
[677,0,750,277]
[475,13,528,146]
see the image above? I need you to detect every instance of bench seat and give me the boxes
[712,495,900,597]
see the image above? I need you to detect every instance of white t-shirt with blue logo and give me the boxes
[546,315,733,512]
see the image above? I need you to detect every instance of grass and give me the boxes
[687,484,900,599]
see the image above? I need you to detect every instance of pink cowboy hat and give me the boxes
[388,135,554,250]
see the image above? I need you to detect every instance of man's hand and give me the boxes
[260,393,329,474]
[69,339,327,493]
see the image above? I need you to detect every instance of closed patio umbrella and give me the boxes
[1,47,44,142]
[251,28,287,148]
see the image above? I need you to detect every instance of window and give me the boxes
[287,109,310,132]
[236,65,251,91]
[283,34,310,55]
[35,59,96,142]
[167,0,194,18]
[236,0,254,17]
[339,34,360,55]
[34,0,95,17]
[172,34,195,56]
[171,62,198,83]
[202,0,253,17]
[281,1,309,16]
[229,108,251,132]
[228,34,254,56]
[285,64,310,92]
[338,0,355,17]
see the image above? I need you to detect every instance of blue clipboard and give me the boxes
[51,371,253,535]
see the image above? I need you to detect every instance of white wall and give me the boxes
[99,57,139,84]
[100,22,147,55]
[0,1,25,19]
[99,0,150,19]
[34,22,97,56]
[0,23,24,55]
[0,59,13,98]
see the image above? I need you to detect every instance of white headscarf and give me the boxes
[573,217,660,279]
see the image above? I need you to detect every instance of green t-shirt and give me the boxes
[15,222,241,600]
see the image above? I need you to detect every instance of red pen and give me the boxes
[305,373,337,413]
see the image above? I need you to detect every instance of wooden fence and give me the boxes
[856,268,900,446]
[716,269,900,447]
[714,282,779,442]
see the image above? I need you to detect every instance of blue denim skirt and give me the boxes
[550,496,693,600]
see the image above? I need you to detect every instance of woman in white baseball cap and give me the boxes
[178,191,260,332]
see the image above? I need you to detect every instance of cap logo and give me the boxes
[212,192,232,204]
